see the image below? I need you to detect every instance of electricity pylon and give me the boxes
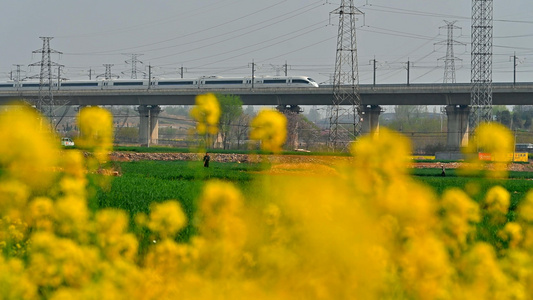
[436,21,465,84]
[97,64,120,80]
[28,37,63,124]
[327,0,363,151]
[470,0,493,129]
[123,53,144,79]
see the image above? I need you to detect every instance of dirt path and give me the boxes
[109,152,533,171]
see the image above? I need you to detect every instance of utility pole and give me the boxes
[88,68,93,80]
[406,59,412,86]
[327,0,363,150]
[512,53,517,85]
[370,57,377,86]
[250,60,256,88]
[148,65,152,88]
[57,65,67,86]
[179,66,186,78]
[28,37,63,125]
[470,0,494,129]
[284,61,288,76]
[510,52,523,86]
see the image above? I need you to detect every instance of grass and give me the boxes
[412,168,533,224]
[95,160,265,241]
[95,158,533,246]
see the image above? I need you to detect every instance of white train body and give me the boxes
[0,76,318,91]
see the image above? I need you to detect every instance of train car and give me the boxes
[106,79,149,90]
[258,76,319,88]
[290,76,319,87]
[195,76,319,88]
[59,80,102,90]
[154,78,199,88]
[0,75,319,91]
[19,81,57,91]
[199,76,247,88]
[0,81,16,91]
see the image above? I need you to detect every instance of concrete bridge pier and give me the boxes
[445,105,470,150]
[360,105,382,136]
[137,105,161,146]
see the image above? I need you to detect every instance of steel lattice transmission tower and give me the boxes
[28,37,63,123]
[97,64,119,80]
[437,21,465,83]
[327,0,363,150]
[123,53,144,79]
[470,0,493,129]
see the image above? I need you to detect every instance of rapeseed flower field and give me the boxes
[1,98,532,299]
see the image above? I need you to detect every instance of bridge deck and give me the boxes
[1,83,532,106]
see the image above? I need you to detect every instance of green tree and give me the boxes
[387,105,439,133]
[494,106,511,127]
[233,114,252,150]
[115,127,139,143]
[217,94,243,149]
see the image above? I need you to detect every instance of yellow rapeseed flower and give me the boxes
[54,196,90,241]
[440,188,480,250]
[27,197,55,232]
[0,104,59,190]
[145,239,194,275]
[399,234,453,300]
[249,109,287,152]
[518,190,533,224]
[463,122,514,178]
[499,222,523,249]
[95,209,138,262]
[60,150,86,179]
[0,179,30,220]
[483,186,511,215]
[28,232,100,289]
[0,257,38,299]
[196,180,246,248]
[147,201,187,239]
[190,93,220,135]
[76,106,113,164]
[457,243,511,299]
[351,128,412,184]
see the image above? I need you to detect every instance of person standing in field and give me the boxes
[203,152,210,168]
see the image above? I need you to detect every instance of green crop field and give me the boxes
[95,160,266,241]
[95,160,533,242]
[412,168,533,221]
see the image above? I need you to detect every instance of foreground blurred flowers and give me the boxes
[189,93,220,136]
[1,102,532,300]
[249,109,287,152]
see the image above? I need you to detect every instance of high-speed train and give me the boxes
[0,75,319,91]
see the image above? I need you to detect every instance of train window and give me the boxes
[292,79,310,84]
[204,80,242,84]
[158,81,194,85]
[264,80,287,84]
[0,84,14,88]
[113,81,144,86]
[21,83,44,87]
[61,82,99,87]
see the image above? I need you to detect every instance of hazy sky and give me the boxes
[1,0,532,85]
